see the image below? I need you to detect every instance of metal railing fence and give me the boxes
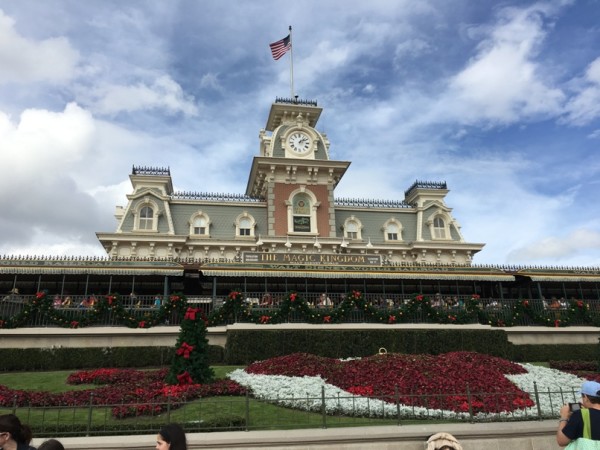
[0,384,581,437]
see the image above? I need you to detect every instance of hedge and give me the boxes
[224,329,514,364]
[0,345,224,372]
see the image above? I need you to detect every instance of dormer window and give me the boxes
[134,199,159,232]
[384,220,402,241]
[235,213,256,238]
[139,206,153,230]
[190,212,211,237]
[343,217,362,240]
[433,217,446,239]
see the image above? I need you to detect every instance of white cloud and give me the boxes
[563,57,600,126]
[0,10,79,84]
[507,228,600,262]
[89,75,198,116]
[437,4,565,125]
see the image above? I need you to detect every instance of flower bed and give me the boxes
[0,354,592,422]
[229,351,586,420]
[0,368,245,419]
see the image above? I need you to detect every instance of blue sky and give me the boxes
[0,0,599,266]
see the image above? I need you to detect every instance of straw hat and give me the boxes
[426,432,463,450]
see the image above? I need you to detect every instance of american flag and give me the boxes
[269,34,291,60]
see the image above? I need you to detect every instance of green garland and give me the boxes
[208,292,599,328]
[0,291,187,329]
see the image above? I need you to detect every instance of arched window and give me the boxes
[139,206,154,230]
[239,217,252,236]
[193,217,208,235]
[292,193,312,232]
[235,213,256,237]
[189,212,211,237]
[343,216,362,240]
[385,222,400,241]
[433,217,446,239]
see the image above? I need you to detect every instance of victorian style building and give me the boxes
[96,98,485,267]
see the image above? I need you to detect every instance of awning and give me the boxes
[201,267,514,281]
[0,259,184,276]
[528,275,600,283]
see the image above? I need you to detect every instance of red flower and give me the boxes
[323,315,331,323]
[176,342,194,359]
[176,371,193,385]
[184,307,200,321]
[70,321,79,329]
[388,315,396,324]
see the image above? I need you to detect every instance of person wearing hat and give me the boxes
[426,432,462,450]
[557,380,600,446]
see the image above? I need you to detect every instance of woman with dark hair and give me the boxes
[0,414,36,450]
[156,423,187,450]
[37,439,64,450]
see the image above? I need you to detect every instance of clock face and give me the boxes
[288,132,311,153]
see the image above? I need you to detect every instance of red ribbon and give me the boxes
[176,342,195,359]
[177,371,193,385]
[184,307,200,321]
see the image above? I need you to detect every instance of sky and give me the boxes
[0,0,599,267]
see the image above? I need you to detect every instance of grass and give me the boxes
[0,366,414,435]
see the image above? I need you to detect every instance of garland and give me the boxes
[208,292,598,328]
[0,291,187,329]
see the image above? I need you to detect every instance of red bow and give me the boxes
[176,342,195,359]
[36,292,45,299]
[70,321,79,329]
[259,315,270,324]
[554,319,560,328]
[388,315,396,324]
[323,315,331,323]
[177,371,193,385]
[184,307,200,321]
[290,293,297,302]
[106,295,115,305]
[138,320,147,328]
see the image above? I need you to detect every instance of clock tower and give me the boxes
[246,98,350,243]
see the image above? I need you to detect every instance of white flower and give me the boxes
[228,363,586,421]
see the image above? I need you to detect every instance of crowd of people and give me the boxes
[0,414,188,450]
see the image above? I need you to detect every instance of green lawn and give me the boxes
[0,366,418,435]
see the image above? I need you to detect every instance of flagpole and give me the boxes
[289,25,295,99]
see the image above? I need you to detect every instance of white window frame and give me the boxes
[343,216,363,240]
[427,211,451,240]
[286,188,320,235]
[235,212,256,238]
[383,219,403,242]
[134,198,160,232]
[189,211,211,238]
